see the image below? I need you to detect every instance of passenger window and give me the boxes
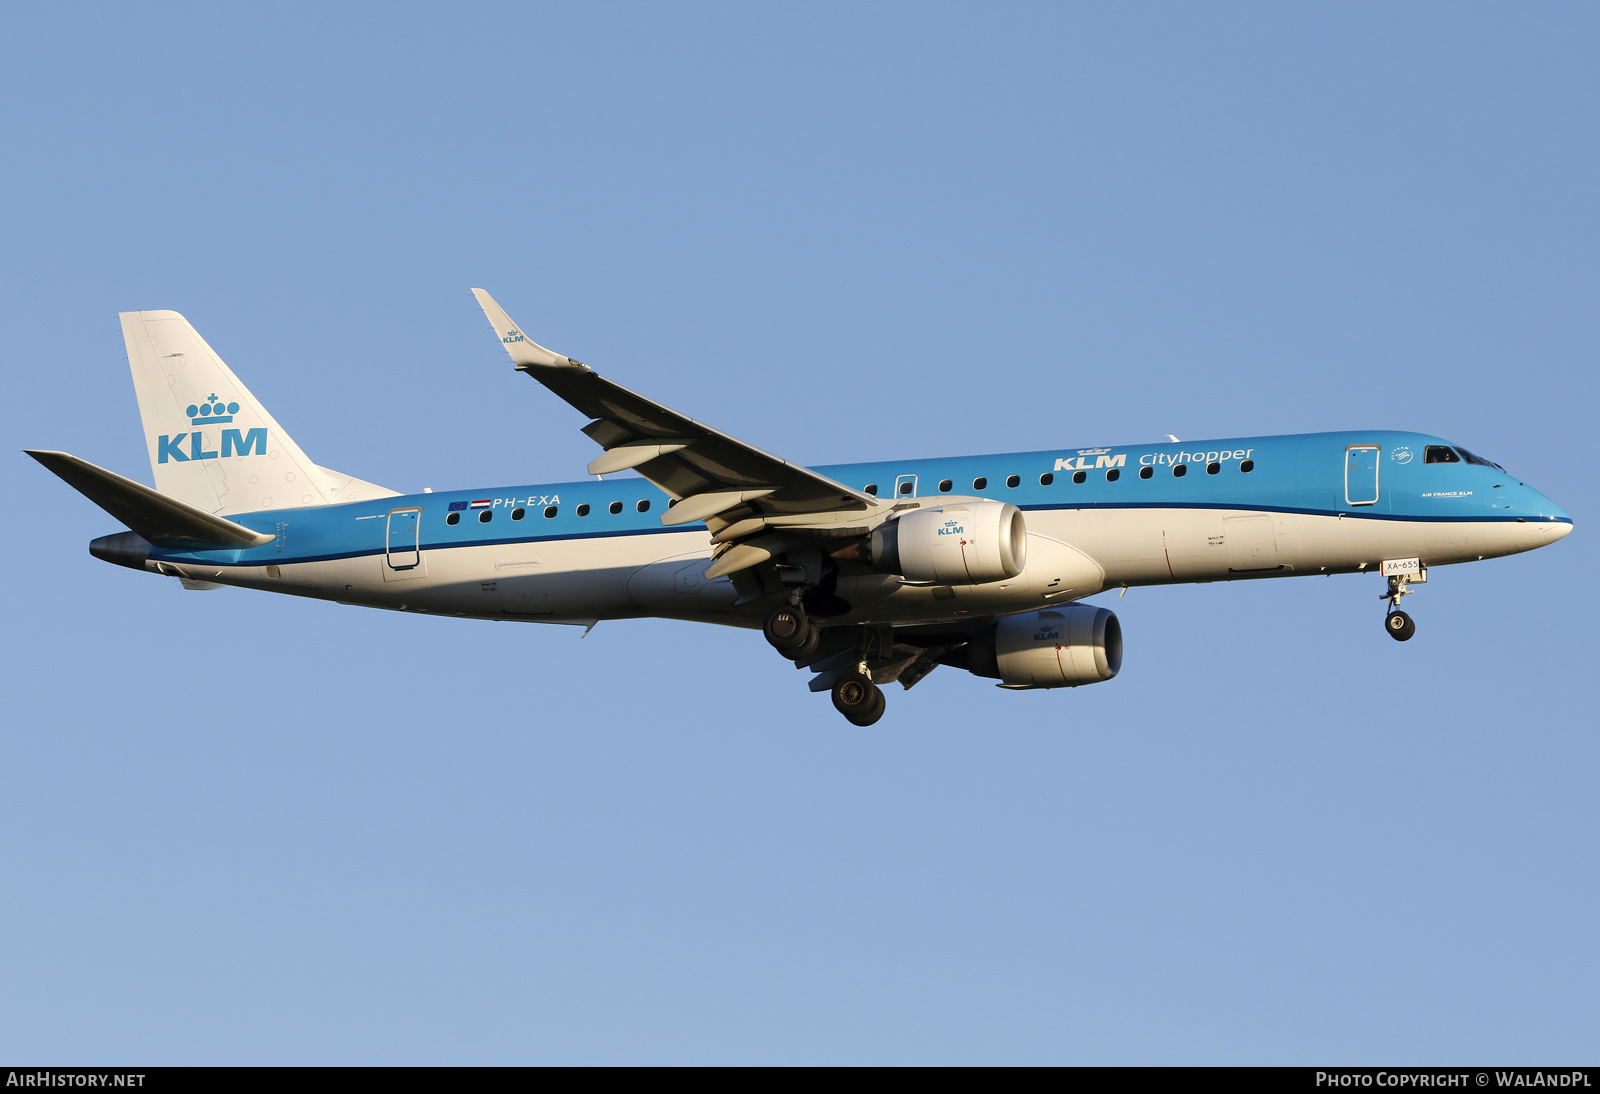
[1206,462,1220,475]
[576,503,591,517]
[865,484,879,496]
[898,481,914,496]
[636,499,650,513]
[608,501,623,514]
[1425,446,1461,464]
[511,507,525,520]
[1072,470,1087,484]
[1006,475,1020,488]
[1139,466,1152,479]
[1240,460,1254,473]
[446,512,460,526]
[972,477,987,490]
[1106,468,1120,482]
[1173,464,1187,477]
[479,510,493,523]
[1039,473,1054,486]
[938,479,953,493]
[544,505,558,518]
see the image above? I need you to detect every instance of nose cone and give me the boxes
[1525,488,1572,542]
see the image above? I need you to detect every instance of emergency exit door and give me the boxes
[1345,446,1380,506]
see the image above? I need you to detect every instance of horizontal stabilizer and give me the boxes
[27,450,274,549]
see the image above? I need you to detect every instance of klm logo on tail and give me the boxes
[158,428,267,463]
[188,393,239,424]
[502,328,525,344]
[158,395,266,463]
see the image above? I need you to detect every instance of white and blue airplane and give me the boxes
[29,290,1573,724]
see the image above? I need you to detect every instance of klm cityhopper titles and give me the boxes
[28,291,1573,725]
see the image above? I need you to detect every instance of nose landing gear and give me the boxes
[1381,564,1424,642]
[1385,609,1416,641]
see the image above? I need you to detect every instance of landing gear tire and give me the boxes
[832,674,885,726]
[764,605,814,659]
[1385,610,1416,642]
[785,624,821,662]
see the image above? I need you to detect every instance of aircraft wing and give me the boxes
[472,289,880,576]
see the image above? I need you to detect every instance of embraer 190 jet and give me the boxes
[29,291,1573,725]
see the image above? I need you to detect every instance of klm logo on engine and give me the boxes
[937,520,965,536]
[1054,448,1126,473]
[158,395,267,463]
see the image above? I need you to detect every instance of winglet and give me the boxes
[470,288,586,370]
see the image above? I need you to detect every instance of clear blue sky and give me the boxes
[2,2,1595,1064]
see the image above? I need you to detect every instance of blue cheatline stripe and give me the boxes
[163,505,1567,569]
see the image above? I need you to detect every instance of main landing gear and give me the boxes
[763,602,887,726]
[830,673,886,727]
[1382,570,1421,642]
[763,603,820,662]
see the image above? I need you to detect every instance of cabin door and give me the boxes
[1344,446,1380,507]
[385,507,421,570]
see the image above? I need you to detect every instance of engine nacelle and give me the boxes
[960,606,1122,688]
[868,501,1027,585]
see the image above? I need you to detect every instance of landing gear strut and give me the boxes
[831,673,885,726]
[1382,571,1419,642]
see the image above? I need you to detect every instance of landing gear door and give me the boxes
[384,507,426,580]
[1344,445,1380,506]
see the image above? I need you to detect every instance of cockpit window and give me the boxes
[1424,446,1460,464]
[1457,448,1505,471]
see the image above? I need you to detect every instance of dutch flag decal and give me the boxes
[469,499,492,509]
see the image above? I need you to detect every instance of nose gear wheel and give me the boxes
[1381,572,1421,642]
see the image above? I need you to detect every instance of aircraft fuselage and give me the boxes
[117,429,1571,629]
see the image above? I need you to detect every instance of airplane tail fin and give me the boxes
[120,310,398,514]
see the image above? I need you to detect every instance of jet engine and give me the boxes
[951,605,1122,688]
[867,501,1027,585]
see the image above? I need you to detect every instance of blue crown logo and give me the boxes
[186,393,239,425]
[502,329,525,344]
